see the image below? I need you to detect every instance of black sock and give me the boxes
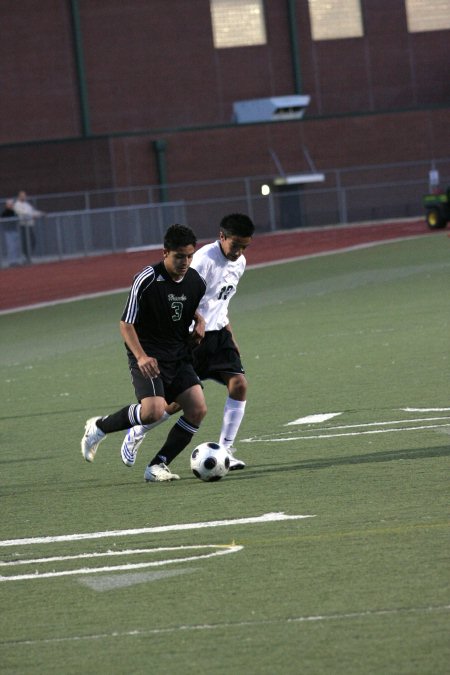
[96,404,141,434]
[150,416,198,466]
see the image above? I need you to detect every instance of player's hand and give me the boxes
[191,327,204,345]
[137,355,160,378]
[191,313,205,344]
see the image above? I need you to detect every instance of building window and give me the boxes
[308,0,364,40]
[405,0,450,32]
[210,0,267,48]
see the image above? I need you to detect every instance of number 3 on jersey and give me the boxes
[171,301,183,321]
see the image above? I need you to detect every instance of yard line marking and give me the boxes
[284,416,450,434]
[0,545,243,582]
[2,605,448,646]
[402,407,450,412]
[285,413,342,426]
[0,224,432,316]
[243,416,450,442]
[242,423,450,442]
[319,416,450,429]
[0,545,233,568]
[0,512,315,548]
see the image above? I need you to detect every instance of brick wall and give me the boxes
[0,0,448,198]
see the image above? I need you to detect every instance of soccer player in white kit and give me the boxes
[120,213,255,472]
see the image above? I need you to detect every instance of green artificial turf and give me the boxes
[0,234,449,674]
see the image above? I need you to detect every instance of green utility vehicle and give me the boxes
[423,188,450,229]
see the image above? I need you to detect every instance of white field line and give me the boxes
[2,604,448,646]
[0,545,243,582]
[286,412,342,425]
[320,416,450,429]
[242,423,450,443]
[284,416,450,434]
[241,416,450,443]
[0,512,315,548]
[246,235,425,270]
[402,407,450,412]
[0,544,233,567]
[0,230,427,316]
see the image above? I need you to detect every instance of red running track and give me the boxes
[0,219,439,312]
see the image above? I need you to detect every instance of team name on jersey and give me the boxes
[168,293,187,302]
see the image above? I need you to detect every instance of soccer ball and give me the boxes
[190,442,230,482]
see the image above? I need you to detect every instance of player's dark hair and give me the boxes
[164,224,197,250]
[220,213,255,238]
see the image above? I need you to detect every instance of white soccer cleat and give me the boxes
[144,463,180,482]
[226,447,246,471]
[121,426,147,467]
[81,417,106,463]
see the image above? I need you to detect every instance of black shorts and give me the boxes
[128,355,202,404]
[192,328,245,384]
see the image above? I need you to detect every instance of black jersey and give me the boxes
[121,261,206,362]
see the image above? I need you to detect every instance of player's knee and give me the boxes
[229,375,247,400]
[188,401,207,426]
[140,399,166,424]
[200,400,208,420]
[197,400,208,423]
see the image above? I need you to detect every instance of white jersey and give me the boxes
[13,200,41,227]
[191,240,246,331]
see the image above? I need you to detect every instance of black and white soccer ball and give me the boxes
[190,442,230,482]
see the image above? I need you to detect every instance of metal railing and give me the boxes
[1,158,449,268]
[4,157,449,214]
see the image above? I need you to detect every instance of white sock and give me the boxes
[219,397,246,449]
[139,411,171,434]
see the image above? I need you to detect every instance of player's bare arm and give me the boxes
[119,320,160,378]
[191,311,206,344]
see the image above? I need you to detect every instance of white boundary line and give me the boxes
[286,412,342,425]
[0,230,432,316]
[1,604,448,646]
[242,414,450,443]
[0,544,235,567]
[0,545,243,582]
[0,512,315,548]
[242,423,450,443]
[247,235,426,271]
[317,416,450,429]
[283,416,450,432]
[402,407,450,412]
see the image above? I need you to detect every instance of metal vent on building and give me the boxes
[233,95,310,123]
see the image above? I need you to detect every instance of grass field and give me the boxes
[1,234,449,674]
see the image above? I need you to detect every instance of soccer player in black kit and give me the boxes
[81,224,207,482]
